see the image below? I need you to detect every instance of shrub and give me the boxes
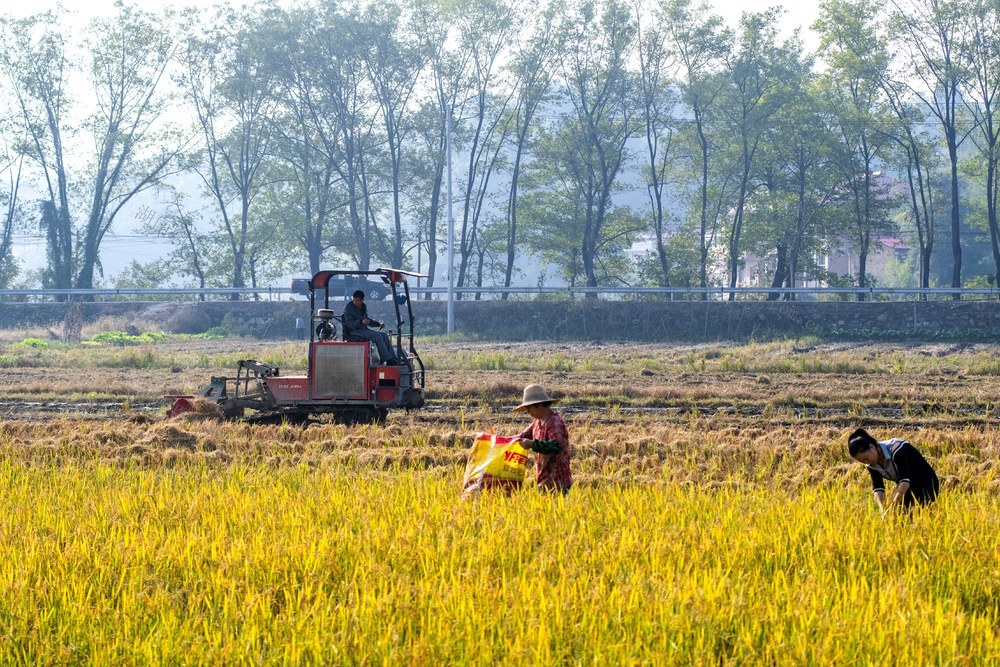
[14,338,49,349]
[89,330,167,346]
[194,326,229,339]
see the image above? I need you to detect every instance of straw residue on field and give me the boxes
[2,416,997,492]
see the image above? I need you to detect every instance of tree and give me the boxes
[551,0,643,294]
[664,0,732,293]
[269,5,344,276]
[363,0,431,270]
[749,78,836,298]
[299,3,385,271]
[1,4,181,294]
[0,111,26,287]
[1,11,75,292]
[635,0,678,286]
[824,1,937,289]
[405,0,462,295]
[892,0,974,293]
[500,1,560,297]
[881,88,939,291]
[407,98,449,292]
[962,0,1000,285]
[144,193,211,295]
[451,0,521,294]
[179,3,281,299]
[519,179,586,286]
[719,9,806,299]
[131,190,211,301]
[816,0,897,295]
[73,2,179,291]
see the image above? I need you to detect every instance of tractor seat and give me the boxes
[341,321,362,343]
[343,329,366,343]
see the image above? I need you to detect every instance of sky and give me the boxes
[10,0,823,43]
[713,0,821,51]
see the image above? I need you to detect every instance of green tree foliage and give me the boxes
[0,10,73,292]
[448,0,521,295]
[747,79,840,297]
[961,0,1000,285]
[7,0,1000,294]
[663,0,732,293]
[635,0,678,287]
[718,9,809,299]
[892,0,974,292]
[500,1,560,297]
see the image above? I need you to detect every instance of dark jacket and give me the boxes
[342,300,380,335]
[867,438,939,503]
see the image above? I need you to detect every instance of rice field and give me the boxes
[1,335,998,664]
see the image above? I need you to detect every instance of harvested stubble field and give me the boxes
[1,335,999,664]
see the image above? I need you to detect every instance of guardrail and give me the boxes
[0,285,999,301]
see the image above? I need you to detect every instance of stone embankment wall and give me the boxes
[1,299,998,341]
[429,300,1000,341]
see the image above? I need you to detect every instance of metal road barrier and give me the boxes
[1,286,999,302]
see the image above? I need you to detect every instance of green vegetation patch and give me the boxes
[14,338,49,349]
[89,330,168,346]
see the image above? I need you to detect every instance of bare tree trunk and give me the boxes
[947,129,962,296]
[988,156,1000,286]
[696,110,710,298]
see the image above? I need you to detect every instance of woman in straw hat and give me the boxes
[515,384,572,494]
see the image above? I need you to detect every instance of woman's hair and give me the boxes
[847,427,877,457]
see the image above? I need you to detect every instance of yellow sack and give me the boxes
[462,433,530,497]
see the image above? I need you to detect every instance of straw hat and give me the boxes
[513,384,559,411]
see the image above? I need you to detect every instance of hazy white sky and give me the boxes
[713,0,820,30]
[713,0,821,50]
[11,0,823,49]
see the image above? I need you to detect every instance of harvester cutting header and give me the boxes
[168,268,427,425]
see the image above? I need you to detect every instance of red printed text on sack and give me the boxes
[503,450,528,465]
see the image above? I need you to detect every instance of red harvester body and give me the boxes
[168,268,426,425]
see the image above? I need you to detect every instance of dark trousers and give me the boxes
[347,328,396,363]
[902,476,940,508]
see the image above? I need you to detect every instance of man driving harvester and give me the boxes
[342,289,398,365]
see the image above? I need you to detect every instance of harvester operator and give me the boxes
[342,290,398,365]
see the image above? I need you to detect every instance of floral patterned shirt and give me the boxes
[519,411,572,490]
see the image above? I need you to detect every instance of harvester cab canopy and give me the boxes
[308,267,426,350]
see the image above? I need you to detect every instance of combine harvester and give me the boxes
[167,268,426,425]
